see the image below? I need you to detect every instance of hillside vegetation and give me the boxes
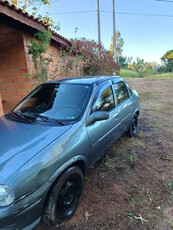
[120,69,173,79]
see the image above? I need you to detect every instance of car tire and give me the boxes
[42,166,83,227]
[127,114,138,137]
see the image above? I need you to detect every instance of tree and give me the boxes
[110,31,124,59]
[128,57,154,76]
[161,50,173,72]
[119,56,132,69]
[72,38,120,76]
[10,0,50,13]
[128,58,147,73]
[9,0,60,31]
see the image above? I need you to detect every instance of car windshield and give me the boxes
[12,83,92,122]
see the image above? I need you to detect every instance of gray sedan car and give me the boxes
[0,76,139,229]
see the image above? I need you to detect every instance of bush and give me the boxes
[71,38,120,76]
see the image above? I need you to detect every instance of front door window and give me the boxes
[92,86,115,112]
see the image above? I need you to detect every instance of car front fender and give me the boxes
[48,155,87,183]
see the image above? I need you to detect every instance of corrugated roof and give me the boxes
[0,0,71,47]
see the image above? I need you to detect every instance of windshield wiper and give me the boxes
[22,113,65,126]
[9,112,33,123]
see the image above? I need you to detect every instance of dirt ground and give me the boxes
[35,78,173,230]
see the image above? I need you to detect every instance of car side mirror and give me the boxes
[86,111,109,126]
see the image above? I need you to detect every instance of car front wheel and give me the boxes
[42,166,83,227]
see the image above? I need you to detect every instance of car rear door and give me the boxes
[112,81,134,133]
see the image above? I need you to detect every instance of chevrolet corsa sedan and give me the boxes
[0,76,139,229]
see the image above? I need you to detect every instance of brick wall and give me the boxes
[23,34,36,79]
[46,44,83,79]
[0,24,82,114]
[24,34,83,81]
[0,22,32,113]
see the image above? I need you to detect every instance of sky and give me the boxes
[35,0,173,63]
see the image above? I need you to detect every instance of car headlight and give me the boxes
[0,185,15,207]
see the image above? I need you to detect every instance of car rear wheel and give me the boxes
[127,115,138,137]
[42,166,83,227]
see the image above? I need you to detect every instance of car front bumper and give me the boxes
[0,181,50,230]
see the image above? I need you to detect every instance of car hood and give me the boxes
[0,115,72,183]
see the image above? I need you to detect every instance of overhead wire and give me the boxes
[50,10,173,18]
[51,10,97,15]
[154,0,173,2]
[103,10,173,18]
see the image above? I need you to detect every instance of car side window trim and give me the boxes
[125,82,133,98]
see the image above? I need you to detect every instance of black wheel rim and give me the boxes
[56,176,81,220]
[132,117,137,135]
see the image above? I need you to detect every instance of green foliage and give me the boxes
[24,73,30,79]
[120,69,139,78]
[121,69,173,79]
[28,31,120,83]
[145,66,154,75]
[57,42,84,78]
[37,13,61,32]
[161,50,173,63]
[10,0,50,12]
[28,29,52,84]
[28,30,84,83]
[29,29,51,58]
[9,0,60,32]
[160,50,173,73]
[167,181,173,190]
[157,65,167,73]
[128,154,138,164]
[119,56,132,69]
[128,57,146,73]
[170,222,173,228]
[128,57,155,77]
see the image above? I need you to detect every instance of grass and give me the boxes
[138,91,154,101]
[146,72,173,79]
[120,69,140,78]
[167,181,173,190]
[120,69,173,79]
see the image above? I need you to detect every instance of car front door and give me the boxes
[86,81,122,166]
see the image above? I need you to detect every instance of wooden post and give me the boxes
[113,0,117,62]
[97,0,101,44]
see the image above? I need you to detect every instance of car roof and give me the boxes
[46,76,123,86]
